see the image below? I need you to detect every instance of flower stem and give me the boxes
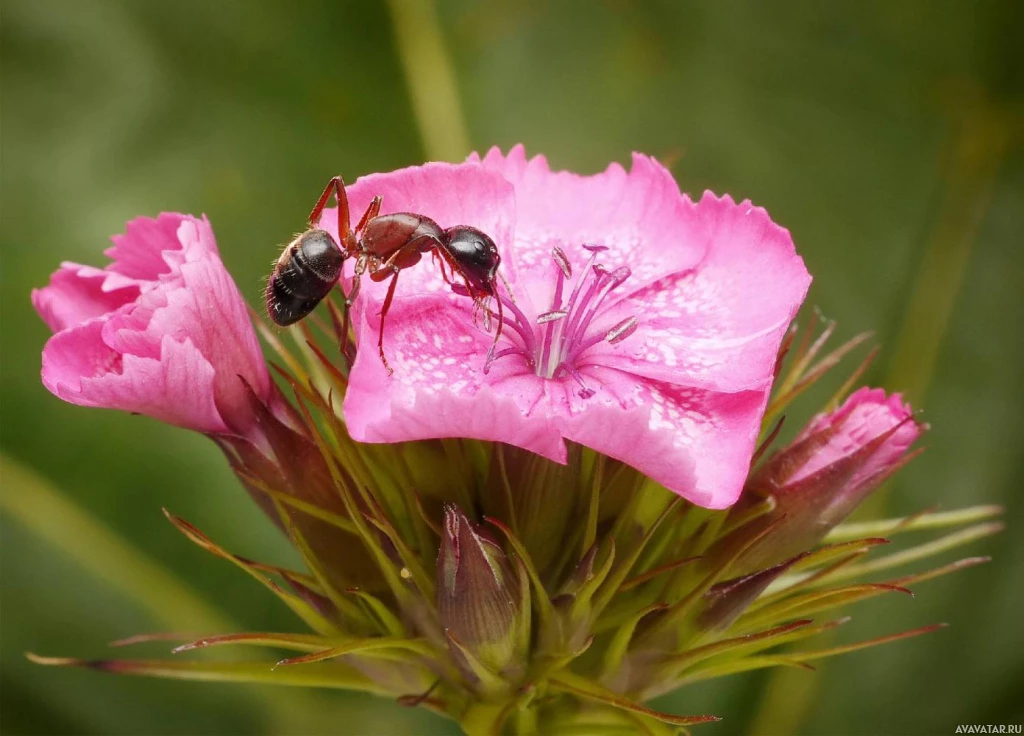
[385,0,471,161]
[460,701,511,736]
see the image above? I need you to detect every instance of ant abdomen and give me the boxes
[266,229,345,326]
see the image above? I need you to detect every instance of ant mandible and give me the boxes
[265,176,504,374]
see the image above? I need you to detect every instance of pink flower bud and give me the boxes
[33,214,271,437]
[729,387,924,572]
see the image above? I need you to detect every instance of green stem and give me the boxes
[460,700,511,736]
[385,0,471,161]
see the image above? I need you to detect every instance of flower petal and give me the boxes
[37,214,269,436]
[560,365,767,508]
[32,262,141,333]
[343,296,565,462]
[475,145,707,312]
[101,248,269,432]
[588,193,811,392]
[792,387,919,485]
[42,320,225,433]
[103,215,216,282]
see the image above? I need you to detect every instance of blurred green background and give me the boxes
[2,1,1022,734]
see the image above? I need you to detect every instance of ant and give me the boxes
[265,176,504,374]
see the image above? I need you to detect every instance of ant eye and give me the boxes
[444,226,500,295]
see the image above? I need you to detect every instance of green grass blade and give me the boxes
[1,456,233,633]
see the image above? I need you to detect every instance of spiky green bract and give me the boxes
[31,311,1000,735]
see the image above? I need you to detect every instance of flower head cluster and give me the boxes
[29,150,999,734]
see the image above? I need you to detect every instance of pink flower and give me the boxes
[33,214,271,436]
[327,146,811,508]
[732,387,924,570]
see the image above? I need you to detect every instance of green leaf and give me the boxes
[345,587,406,638]
[270,499,372,629]
[274,637,434,667]
[548,671,719,727]
[443,629,508,696]
[619,556,702,593]
[636,516,787,645]
[486,516,555,626]
[820,523,1002,583]
[600,603,669,679]
[736,583,911,633]
[675,654,814,685]
[823,505,1003,542]
[162,510,336,636]
[670,619,815,671]
[171,631,333,654]
[26,653,388,694]
[787,623,948,663]
[593,499,682,615]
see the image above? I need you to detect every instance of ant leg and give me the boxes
[377,270,401,375]
[340,300,353,359]
[490,294,505,349]
[432,250,455,286]
[498,270,516,304]
[371,236,435,280]
[309,176,357,251]
[354,196,382,236]
[346,254,368,305]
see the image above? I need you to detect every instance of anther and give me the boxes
[537,310,569,324]
[606,317,639,344]
[552,247,572,278]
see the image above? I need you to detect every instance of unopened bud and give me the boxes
[725,388,923,574]
[437,505,529,683]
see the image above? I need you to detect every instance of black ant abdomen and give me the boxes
[265,229,345,326]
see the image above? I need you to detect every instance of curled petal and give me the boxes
[32,263,141,334]
[43,321,224,433]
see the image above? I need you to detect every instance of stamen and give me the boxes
[560,264,608,354]
[498,292,538,356]
[537,310,568,324]
[558,363,596,399]
[477,243,640,397]
[484,346,527,374]
[569,265,632,358]
[552,247,572,278]
[606,317,639,344]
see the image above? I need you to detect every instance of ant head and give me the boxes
[443,226,501,297]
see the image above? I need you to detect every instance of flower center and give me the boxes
[485,245,638,398]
